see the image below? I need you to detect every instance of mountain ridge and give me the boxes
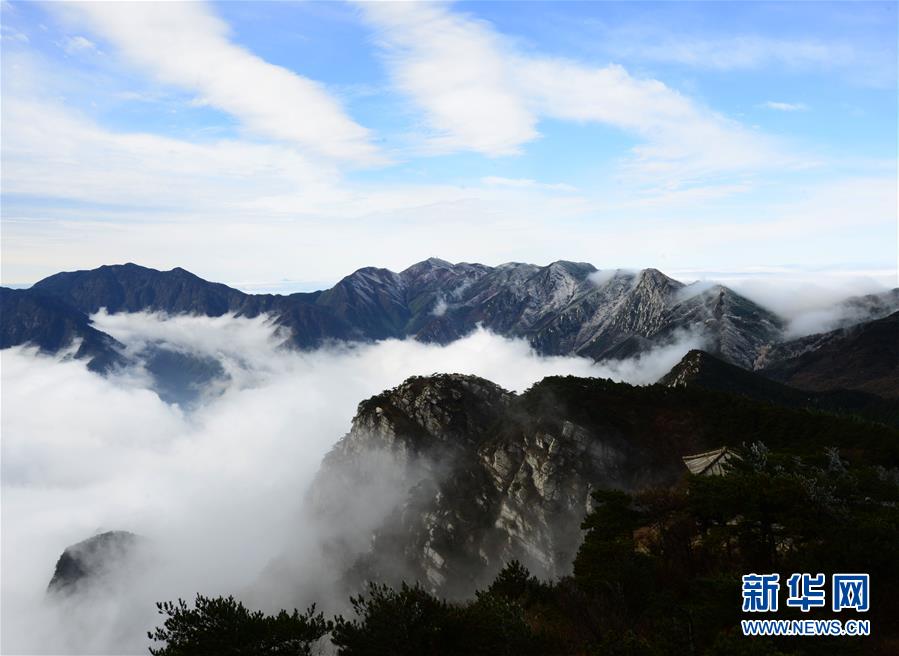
[4,260,897,378]
[662,348,899,425]
[759,311,899,399]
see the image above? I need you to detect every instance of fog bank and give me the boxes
[1,312,701,654]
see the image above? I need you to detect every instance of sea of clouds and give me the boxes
[1,311,704,654]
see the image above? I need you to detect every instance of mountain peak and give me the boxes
[636,267,681,289]
[545,260,597,277]
[659,349,731,388]
[400,257,455,277]
[352,373,512,452]
[6,259,803,370]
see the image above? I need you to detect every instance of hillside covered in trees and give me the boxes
[148,438,899,655]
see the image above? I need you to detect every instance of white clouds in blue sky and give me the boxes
[52,1,381,163]
[0,1,895,288]
[762,102,808,112]
[357,0,793,185]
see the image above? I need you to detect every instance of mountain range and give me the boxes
[4,260,896,380]
[24,260,898,611]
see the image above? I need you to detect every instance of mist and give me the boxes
[699,273,897,337]
[1,312,702,654]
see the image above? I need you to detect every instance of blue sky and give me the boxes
[1,1,896,290]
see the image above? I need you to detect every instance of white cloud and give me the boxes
[359,1,536,156]
[357,1,794,184]
[0,96,341,209]
[1,24,29,43]
[60,34,98,55]
[621,182,753,208]
[762,101,807,112]
[517,59,788,184]
[481,176,576,192]
[0,87,591,285]
[605,33,852,72]
[673,268,895,318]
[2,94,893,287]
[580,18,894,89]
[0,34,892,287]
[54,2,380,164]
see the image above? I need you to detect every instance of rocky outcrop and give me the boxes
[47,531,148,595]
[307,374,707,599]
[307,371,899,602]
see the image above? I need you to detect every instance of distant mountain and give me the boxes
[837,288,899,328]
[306,372,899,599]
[7,259,795,368]
[28,263,351,349]
[758,311,899,399]
[413,263,786,368]
[0,287,124,371]
[32,263,256,316]
[662,349,899,425]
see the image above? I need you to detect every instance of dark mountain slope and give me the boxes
[28,263,358,348]
[32,263,256,316]
[308,373,898,599]
[315,267,410,341]
[662,349,899,426]
[836,287,899,328]
[662,284,784,368]
[760,311,899,398]
[0,287,124,371]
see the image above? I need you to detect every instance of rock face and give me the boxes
[308,374,710,599]
[9,259,791,368]
[47,531,147,595]
[308,372,899,600]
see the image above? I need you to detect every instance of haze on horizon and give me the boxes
[1,1,896,289]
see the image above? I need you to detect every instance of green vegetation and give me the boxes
[148,444,899,655]
[330,581,543,655]
[554,444,899,655]
[514,376,899,466]
[147,595,331,656]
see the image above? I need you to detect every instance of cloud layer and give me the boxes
[55,2,380,164]
[358,1,789,182]
[1,312,702,654]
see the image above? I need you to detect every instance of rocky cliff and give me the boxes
[307,371,899,600]
[309,372,675,598]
